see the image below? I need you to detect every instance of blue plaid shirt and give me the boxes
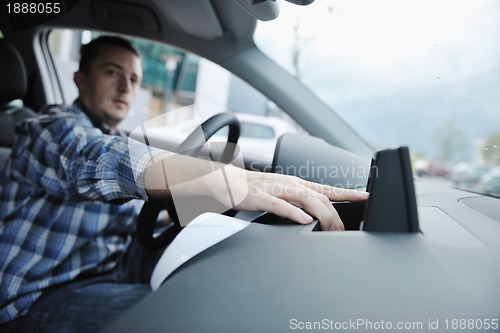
[0,102,162,323]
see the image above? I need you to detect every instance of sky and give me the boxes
[254,0,500,162]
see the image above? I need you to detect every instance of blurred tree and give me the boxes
[290,8,315,81]
[432,121,467,161]
[483,131,500,164]
[129,38,185,98]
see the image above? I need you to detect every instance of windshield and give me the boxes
[255,0,500,197]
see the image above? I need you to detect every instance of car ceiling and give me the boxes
[13,0,258,64]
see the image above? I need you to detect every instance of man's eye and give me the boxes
[105,69,118,75]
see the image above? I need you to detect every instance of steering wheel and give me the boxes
[136,112,241,250]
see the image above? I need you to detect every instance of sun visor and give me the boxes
[92,0,160,31]
[154,0,223,39]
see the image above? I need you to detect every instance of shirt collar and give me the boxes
[73,98,125,137]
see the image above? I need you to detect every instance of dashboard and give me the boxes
[103,144,500,332]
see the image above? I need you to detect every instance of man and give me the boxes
[0,36,367,332]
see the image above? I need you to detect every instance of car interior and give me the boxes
[0,39,37,169]
[1,0,499,332]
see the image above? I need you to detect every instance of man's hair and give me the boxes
[78,35,140,74]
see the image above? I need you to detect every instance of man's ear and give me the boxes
[73,71,84,90]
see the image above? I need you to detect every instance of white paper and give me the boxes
[150,212,251,291]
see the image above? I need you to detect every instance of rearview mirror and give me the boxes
[284,0,315,5]
[233,0,315,22]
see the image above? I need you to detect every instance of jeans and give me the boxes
[0,238,165,333]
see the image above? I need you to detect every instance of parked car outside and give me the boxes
[449,161,490,187]
[145,112,297,162]
[478,166,500,197]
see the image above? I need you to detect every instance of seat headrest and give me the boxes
[0,39,28,105]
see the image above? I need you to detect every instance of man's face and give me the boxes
[74,45,142,131]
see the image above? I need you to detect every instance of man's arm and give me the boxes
[144,152,368,231]
[11,113,155,202]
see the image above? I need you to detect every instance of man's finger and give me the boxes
[273,184,345,231]
[301,181,369,202]
[253,194,314,225]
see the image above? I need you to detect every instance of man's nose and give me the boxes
[118,75,131,93]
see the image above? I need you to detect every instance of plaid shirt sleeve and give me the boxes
[10,110,161,202]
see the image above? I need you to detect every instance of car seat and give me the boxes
[0,39,37,169]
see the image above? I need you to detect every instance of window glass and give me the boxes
[255,0,500,196]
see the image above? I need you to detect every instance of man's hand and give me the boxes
[213,167,369,231]
[145,153,369,230]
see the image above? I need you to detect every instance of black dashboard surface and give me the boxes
[103,181,500,333]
